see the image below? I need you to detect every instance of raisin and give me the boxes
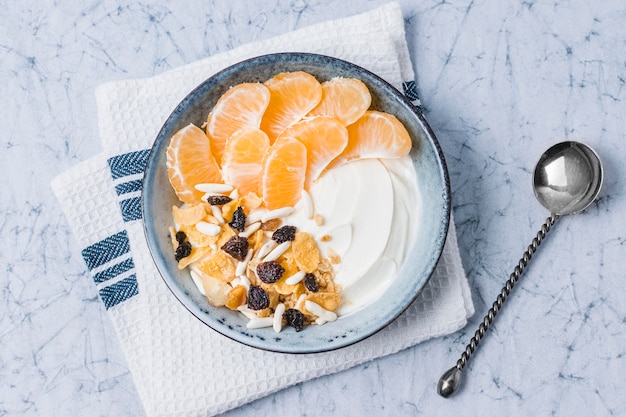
[304,273,319,292]
[175,231,187,244]
[256,261,285,284]
[174,241,192,261]
[206,195,232,206]
[284,309,304,332]
[220,235,248,261]
[261,218,281,231]
[248,286,270,310]
[272,225,296,244]
[229,206,246,232]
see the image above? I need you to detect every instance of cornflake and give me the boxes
[225,285,247,310]
[305,292,341,312]
[177,246,210,269]
[292,232,320,273]
[179,223,217,247]
[172,204,205,225]
[196,250,236,282]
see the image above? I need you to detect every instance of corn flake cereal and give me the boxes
[249,229,265,252]
[273,274,303,296]
[199,272,231,307]
[179,223,218,247]
[225,285,247,310]
[216,225,236,247]
[221,198,242,221]
[196,250,236,282]
[178,246,211,269]
[292,232,320,273]
[172,204,205,225]
[304,292,341,313]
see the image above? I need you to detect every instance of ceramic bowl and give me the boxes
[142,53,450,353]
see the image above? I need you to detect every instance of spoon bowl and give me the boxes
[437,141,603,397]
[533,141,603,215]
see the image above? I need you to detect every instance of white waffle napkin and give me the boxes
[51,3,473,416]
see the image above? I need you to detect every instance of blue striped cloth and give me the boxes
[79,150,149,309]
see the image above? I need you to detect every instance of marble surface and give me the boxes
[2,1,625,416]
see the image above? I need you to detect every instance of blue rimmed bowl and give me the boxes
[142,53,450,353]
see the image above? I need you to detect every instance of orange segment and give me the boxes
[221,128,270,196]
[166,124,222,205]
[328,111,412,170]
[279,116,348,189]
[206,83,270,164]
[261,137,307,210]
[260,71,322,142]
[308,77,371,125]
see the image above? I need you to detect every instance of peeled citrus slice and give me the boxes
[166,124,222,205]
[261,136,307,210]
[327,111,412,170]
[260,71,322,142]
[279,116,348,189]
[308,77,371,125]
[206,83,270,164]
[221,128,270,196]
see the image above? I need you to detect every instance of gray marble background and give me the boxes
[2,1,625,416]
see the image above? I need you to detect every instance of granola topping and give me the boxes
[170,187,342,333]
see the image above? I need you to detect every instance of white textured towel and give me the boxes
[51,3,474,416]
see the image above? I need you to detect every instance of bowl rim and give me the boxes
[142,52,451,354]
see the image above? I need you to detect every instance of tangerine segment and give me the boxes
[260,71,322,142]
[206,83,270,164]
[166,124,222,205]
[279,116,348,189]
[221,128,270,196]
[308,77,372,125]
[328,110,412,169]
[261,137,307,210]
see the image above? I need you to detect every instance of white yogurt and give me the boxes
[284,156,420,317]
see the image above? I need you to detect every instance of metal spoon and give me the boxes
[437,141,603,398]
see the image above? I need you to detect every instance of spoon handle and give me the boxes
[437,213,559,397]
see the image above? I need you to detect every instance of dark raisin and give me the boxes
[304,273,319,292]
[175,231,187,244]
[248,286,270,310]
[272,225,296,244]
[284,308,304,332]
[256,261,285,284]
[220,235,248,261]
[228,206,246,232]
[174,241,192,261]
[206,195,232,205]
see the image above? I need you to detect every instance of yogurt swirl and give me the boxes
[284,156,419,316]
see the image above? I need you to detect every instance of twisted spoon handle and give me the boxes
[437,213,559,397]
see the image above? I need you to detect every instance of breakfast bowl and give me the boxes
[142,52,450,353]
